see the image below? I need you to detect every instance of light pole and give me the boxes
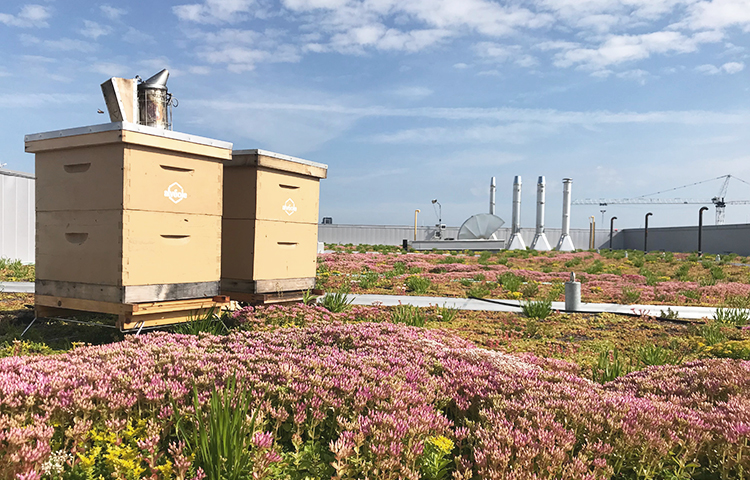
[414,209,420,241]
[609,216,617,249]
[698,206,709,256]
[431,199,442,239]
[644,212,653,252]
[589,216,596,250]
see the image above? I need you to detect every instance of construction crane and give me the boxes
[573,175,750,225]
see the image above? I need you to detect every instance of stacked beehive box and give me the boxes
[26,122,232,327]
[221,149,328,302]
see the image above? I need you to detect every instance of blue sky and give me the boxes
[1,0,750,231]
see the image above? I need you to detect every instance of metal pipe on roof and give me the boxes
[555,178,575,251]
[530,176,551,251]
[489,176,496,215]
[507,176,526,250]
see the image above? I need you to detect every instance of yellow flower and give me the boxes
[77,446,102,469]
[428,435,454,454]
[156,460,174,477]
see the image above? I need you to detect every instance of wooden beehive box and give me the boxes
[221,149,327,297]
[26,122,232,304]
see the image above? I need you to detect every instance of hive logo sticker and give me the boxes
[282,198,297,216]
[164,182,188,204]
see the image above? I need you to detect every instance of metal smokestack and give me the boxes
[489,177,496,215]
[507,176,526,250]
[555,178,575,251]
[530,176,551,251]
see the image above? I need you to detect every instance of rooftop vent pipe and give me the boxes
[507,176,526,250]
[555,178,575,251]
[489,177,496,215]
[530,176,551,251]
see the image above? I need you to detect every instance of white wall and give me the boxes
[0,170,35,263]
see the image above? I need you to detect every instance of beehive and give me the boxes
[26,122,232,304]
[221,149,327,296]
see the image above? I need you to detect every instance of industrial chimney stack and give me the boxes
[555,178,575,251]
[507,176,526,250]
[530,176,551,250]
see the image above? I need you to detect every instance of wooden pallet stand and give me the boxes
[223,289,324,306]
[35,294,230,331]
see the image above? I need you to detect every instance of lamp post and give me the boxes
[431,199,442,239]
[644,212,653,252]
[698,206,709,256]
[609,216,617,249]
[589,216,595,250]
[414,209,420,241]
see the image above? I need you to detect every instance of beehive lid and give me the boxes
[229,149,327,179]
[25,122,232,159]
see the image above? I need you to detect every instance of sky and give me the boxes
[1,0,750,231]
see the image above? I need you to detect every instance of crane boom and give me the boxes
[572,198,709,206]
[573,175,750,225]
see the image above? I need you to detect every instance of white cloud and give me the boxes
[173,0,260,24]
[330,167,410,185]
[391,86,433,99]
[188,27,301,71]
[80,20,112,39]
[474,42,538,68]
[681,0,750,31]
[174,0,551,56]
[189,65,212,74]
[193,99,750,126]
[0,4,51,27]
[553,31,720,70]
[474,41,516,61]
[0,93,90,108]
[453,62,469,69]
[90,62,130,77]
[322,24,453,53]
[197,44,300,72]
[695,64,720,74]
[696,61,745,74]
[122,27,156,44]
[369,122,560,144]
[616,69,650,84]
[100,5,126,20]
[19,34,96,52]
[281,0,553,37]
[138,57,180,77]
[722,61,745,73]
[169,0,750,71]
